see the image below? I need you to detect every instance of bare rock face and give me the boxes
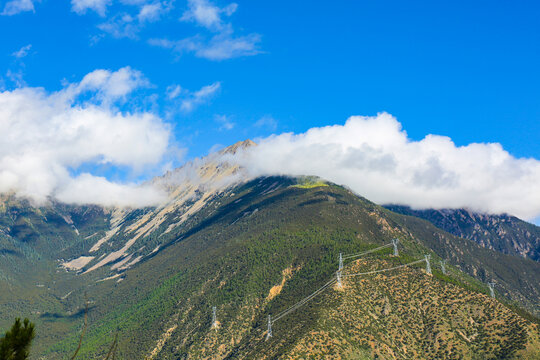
[67,140,257,274]
[385,205,540,262]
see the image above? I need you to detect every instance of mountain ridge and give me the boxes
[385,205,540,262]
[0,141,539,359]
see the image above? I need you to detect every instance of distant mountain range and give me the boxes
[385,205,540,262]
[0,140,538,359]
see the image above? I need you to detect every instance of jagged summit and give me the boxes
[220,139,257,155]
[385,205,540,261]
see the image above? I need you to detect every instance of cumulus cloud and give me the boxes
[71,0,111,17]
[0,67,170,207]
[1,0,34,16]
[70,66,150,102]
[231,113,540,221]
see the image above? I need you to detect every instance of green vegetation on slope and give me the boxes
[34,177,540,359]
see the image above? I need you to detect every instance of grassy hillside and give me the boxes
[11,176,534,359]
[283,259,540,359]
[0,196,110,347]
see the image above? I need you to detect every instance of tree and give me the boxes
[0,318,35,360]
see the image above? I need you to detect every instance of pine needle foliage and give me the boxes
[0,318,35,360]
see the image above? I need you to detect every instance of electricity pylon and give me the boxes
[440,260,447,275]
[211,306,217,329]
[424,254,432,275]
[392,239,399,256]
[337,253,343,288]
[266,315,272,340]
[488,282,495,298]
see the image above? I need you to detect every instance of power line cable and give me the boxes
[342,243,393,260]
[272,278,337,323]
[341,259,426,277]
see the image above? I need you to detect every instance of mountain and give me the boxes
[0,141,539,359]
[385,205,540,262]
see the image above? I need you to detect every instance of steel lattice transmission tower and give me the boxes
[337,253,343,288]
[266,315,272,340]
[424,254,432,275]
[211,306,217,329]
[392,239,399,256]
[488,282,495,298]
[440,260,447,275]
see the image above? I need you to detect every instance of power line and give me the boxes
[272,278,337,323]
[341,259,426,278]
[272,241,410,324]
[272,259,426,324]
[262,240,440,337]
[342,243,393,260]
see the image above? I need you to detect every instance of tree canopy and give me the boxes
[0,318,35,360]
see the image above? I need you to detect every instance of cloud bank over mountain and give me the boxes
[2,72,539,221]
[0,67,169,207]
[233,113,540,221]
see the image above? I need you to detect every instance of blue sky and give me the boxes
[1,0,540,222]
[2,0,539,158]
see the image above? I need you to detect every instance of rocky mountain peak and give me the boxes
[219,139,257,155]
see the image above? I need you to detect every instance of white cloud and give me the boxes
[119,0,149,5]
[73,66,150,102]
[5,69,25,87]
[194,33,260,60]
[12,44,32,58]
[214,114,235,130]
[71,0,111,17]
[181,81,220,111]
[138,2,163,22]
[151,0,260,61]
[166,81,221,112]
[180,0,237,32]
[97,13,139,38]
[1,0,34,16]
[55,174,167,207]
[230,113,540,221]
[149,32,261,60]
[0,67,170,207]
[254,115,277,131]
[166,84,183,99]
[95,2,173,39]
